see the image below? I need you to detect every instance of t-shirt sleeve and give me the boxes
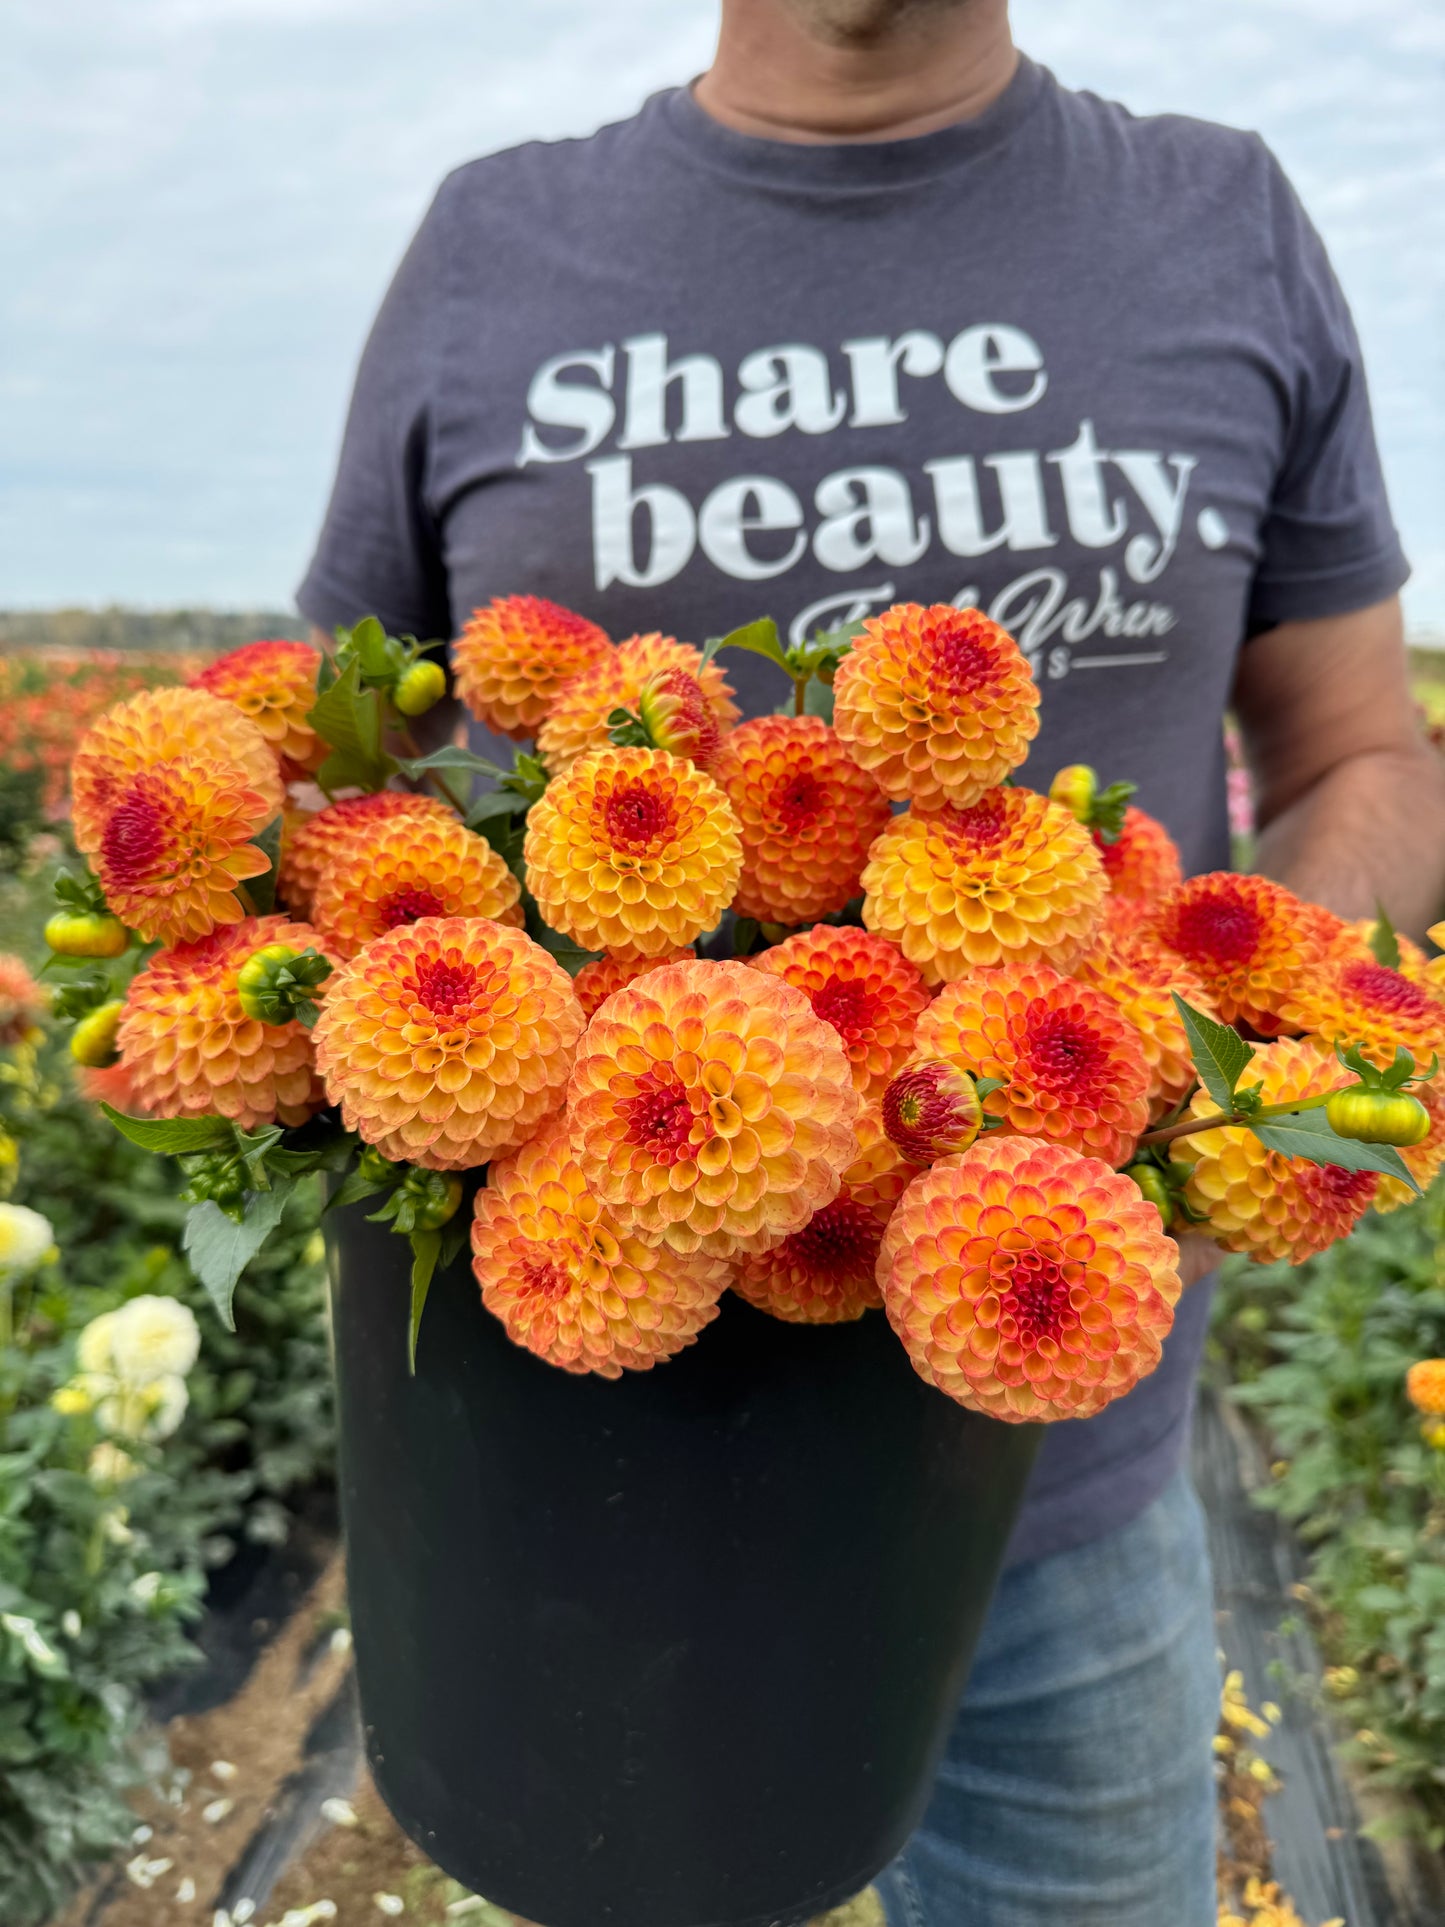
[296,188,453,641]
[1247,146,1409,630]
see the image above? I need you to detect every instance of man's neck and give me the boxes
[693,0,1017,145]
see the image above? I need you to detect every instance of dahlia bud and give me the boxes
[882,1059,984,1165]
[393,658,447,717]
[70,999,125,1069]
[636,668,722,767]
[45,910,129,960]
[1048,764,1098,823]
[1124,1162,1175,1229]
[235,944,333,1029]
[1325,1086,1431,1147]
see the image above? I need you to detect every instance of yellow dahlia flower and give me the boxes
[451,594,612,739]
[118,915,335,1128]
[71,686,281,855]
[567,959,860,1258]
[861,786,1107,986]
[878,1134,1181,1422]
[472,1115,728,1376]
[277,790,457,916]
[832,603,1039,810]
[1071,930,1219,1120]
[1095,806,1182,934]
[192,639,325,777]
[1171,1037,1376,1262]
[1279,954,1445,1071]
[749,923,929,1102]
[524,746,742,959]
[92,757,276,946]
[912,960,1151,1166]
[310,811,522,959]
[572,949,696,1021]
[1405,1358,1445,1417]
[710,716,892,926]
[537,633,738,775]
[314,917,583,1169]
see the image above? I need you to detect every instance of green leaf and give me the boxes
[243,814,283,915]
[308,658,395,792]
[326,1164,396,1213]
[731,916,759,958]
[1370,903,1402,970]
[395,744,510,783]
[348,615,394,682]
[1089,779,1137,845]
[1172,993,1255,1113]
[703,617,787,671]
[802,677,835,725]
[101,1106,233,1155]
[1249,1109,1419,1191]
[467,789,527,825]
[408,1229,441,1373]
[182,1184,293,1328]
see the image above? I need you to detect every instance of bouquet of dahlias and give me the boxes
[46,602,1445,1424]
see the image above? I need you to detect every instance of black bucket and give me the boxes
[328,1195,1041,1927]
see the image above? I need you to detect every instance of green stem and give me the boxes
[792,677,806,717]
[1139,1090,1332,1149]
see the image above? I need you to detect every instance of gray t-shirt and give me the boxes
[299,55,1408,1565]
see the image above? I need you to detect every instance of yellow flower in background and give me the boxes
[0,1202,55,1273]
[1405,1358,1445,1417]
[60,1298,201,1443]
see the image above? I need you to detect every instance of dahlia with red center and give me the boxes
[1071,930,1219,1120]
[878,1134,1181,1422]
[832,603,1040,810]
[881,1059,984,1165]
[749,924,929,1101]
[1279,955,1445,1070]
[710,715,892,926]
[308,809,522,959]
[1149,872,1332,1034]
[911,960,1151,1164]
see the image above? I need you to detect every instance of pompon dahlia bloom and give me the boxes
[472,1116,728,1377]
[277,791,457,915]
[524,746,742,958]
[878,1135,1181,1423]
[861,787,1107,986]
[191,639,325,777]
[537,633,738,775]
[567,959,860,1258]
[0,954,47,1046]
[91,757,276,945]
[118,915,335,1129]
[1094,806,1182,933]
[451,594,612,739]
[732,1110,909,1324]
[1279,955,1445,1071]
[1406,1359,1445,1417]
[832,604,1040,810]
[1326,918,1430,983]
[314,918,583,1169]
[912,961,1151,1165]
[749,924,929,1101]
[1071,930,1218,1121]
[572,948,696,1021]
[710,716,892,926]
[310,811,522,959]
[71,686,281,854]
[1171,1038,1376,1262]
[1374,1077,1445,1214]
[1149,872,1332,1035]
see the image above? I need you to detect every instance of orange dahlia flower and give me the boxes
[192,639,325,777]
[1373,1077,1445,1214]
[732,1109,909,1324]
[472,1115,728,1376]
[878,1135,1181,1423]
[572,949,696,1021]
[451,595,612,740]
[710,716,892,926]
[91,757,276,946]
[314,918,583,1169]
[310,811,522,959]
[1279,954,1445,1072]
[881,1059,984,1165]
[1094,806,1182,934]
[1406,1359,1445,1417]
[861,787,1107,986]
[71,686,281,855]
[76,1059,150,1115]
[832,603,1039,811]
[1325,918,1430,983]
[277,790,457,916]
[537,633,738,775]
[1149,872,1331,1036]
[1071,930,1218,1121]
[637,667,722,768]
[524,746,742,958]
[118,915,335,1129]
[0,954,47,1047]
[1171,1037,1376,1262]
[912,961,1151,1165]
[567,959,860,1258]
[749,923,929,1101]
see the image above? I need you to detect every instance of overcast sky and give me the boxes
[4,0,1442,628]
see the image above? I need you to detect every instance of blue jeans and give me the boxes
[875,1468,1218,1927]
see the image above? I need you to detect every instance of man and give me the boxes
[299,3,1445,1919]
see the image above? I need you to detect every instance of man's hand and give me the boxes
[1175,1231,1223,1291]
[1233,596,1445,936]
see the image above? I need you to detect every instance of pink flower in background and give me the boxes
[1224,721,1255,841]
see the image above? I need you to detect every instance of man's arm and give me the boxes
[1232,596,1445,938]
